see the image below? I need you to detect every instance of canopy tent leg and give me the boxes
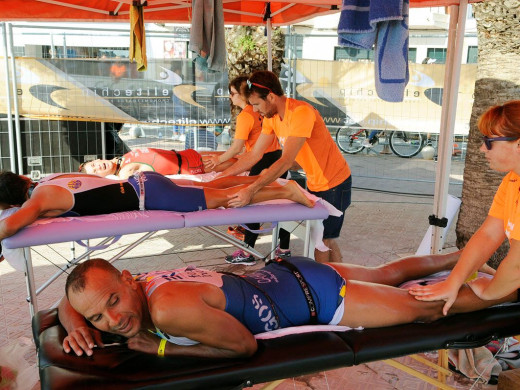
[1,22,18,173]
[431,0,468,254]
[267,18,272,71]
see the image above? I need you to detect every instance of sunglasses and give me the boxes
[482,136,519,150]
[247,79,274,94]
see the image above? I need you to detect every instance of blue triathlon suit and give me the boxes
[37,172,207,215]
[127,171,207,212]
[222,257,346,333]
[138,257,346,336]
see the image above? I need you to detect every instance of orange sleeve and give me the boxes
[261,117,275,135]
[288,106,315,138]
[235,111,254,141]
[488,175,508,219]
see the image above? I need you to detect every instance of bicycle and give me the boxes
[335,127,426,158]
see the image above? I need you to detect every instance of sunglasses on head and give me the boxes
[482,136,519,150]
[246,79,274,94]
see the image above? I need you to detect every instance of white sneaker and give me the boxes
[362,139,374,148]
[225,250,256,265]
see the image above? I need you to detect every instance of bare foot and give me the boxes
[285,181,315,208]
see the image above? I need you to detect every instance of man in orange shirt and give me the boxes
[220,71,352,263]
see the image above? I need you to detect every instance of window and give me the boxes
[334,47,374,61]
[285,35,303,59]
[408,48,417,63]
[427,48,447,64]
[12,46,25,57]
[467,46,478,64]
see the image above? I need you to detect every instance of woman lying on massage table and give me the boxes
[58,253,515,359]
[410,100,520,314]
[0,171,313,241]
[79,148,237,179]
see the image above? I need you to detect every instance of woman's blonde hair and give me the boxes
[478,100,520,137]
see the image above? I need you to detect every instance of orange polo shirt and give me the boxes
[488,171,520,241]
[262,98,351,192]
[235,105,280,153]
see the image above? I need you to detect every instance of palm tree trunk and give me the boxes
[456,0,520,267]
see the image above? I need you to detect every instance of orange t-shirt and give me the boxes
[488,171,520,241]
[262,98,351,192]
[235,105,280,153]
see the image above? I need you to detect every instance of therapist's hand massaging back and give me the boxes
[0,171,314,242]
[409,100,520,314]
[58,252,517,359]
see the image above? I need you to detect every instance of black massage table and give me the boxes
[34,304,520,389]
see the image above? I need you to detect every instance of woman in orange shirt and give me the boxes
[410,101,520,314]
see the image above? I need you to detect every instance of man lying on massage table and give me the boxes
[78,148,237,179]
[0,171,313,242]
[58,252,515,359]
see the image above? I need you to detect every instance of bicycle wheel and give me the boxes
[335,127,369,154]
[389,131,426,158]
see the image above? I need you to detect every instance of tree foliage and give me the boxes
[224,26,285,133]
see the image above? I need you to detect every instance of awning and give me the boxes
[0,0,485,25]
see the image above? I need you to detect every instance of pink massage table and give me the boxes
[1,202,330,316]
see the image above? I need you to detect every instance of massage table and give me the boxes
[33,303,520,390]
[1,201,330,316]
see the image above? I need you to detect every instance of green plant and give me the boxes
[237,34,255,52]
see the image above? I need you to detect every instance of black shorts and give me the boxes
[249,150,288,179]
[309,176,352,239]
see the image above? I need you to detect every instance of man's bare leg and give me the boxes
[194,175,271,189]
[171,175,285,189]
[203,180,314,209]
[338,279,516,329]
[327,250,462,286]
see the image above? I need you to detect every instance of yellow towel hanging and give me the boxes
[130,2,147,71]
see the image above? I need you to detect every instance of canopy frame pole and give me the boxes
[267,18,273,71]
[8,23,23,174]
[1,22,17,173]
[263,2,273,71]
[431,0,468,254]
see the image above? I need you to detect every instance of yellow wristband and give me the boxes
[157,338,167,357]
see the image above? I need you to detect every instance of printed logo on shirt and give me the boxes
[506,220,514,240]
[67,180,82,190]
[251,294,279,331]
[247,270,279,284]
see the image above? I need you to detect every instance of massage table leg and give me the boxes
[271,224,280,261]
[277,221,315,260]
[438,349,450,386]
[259,379,285,390]
[383,357,455,390]
[199,226,265,259]
[23,247,38,317]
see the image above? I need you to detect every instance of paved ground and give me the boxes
[0,148,499,390]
